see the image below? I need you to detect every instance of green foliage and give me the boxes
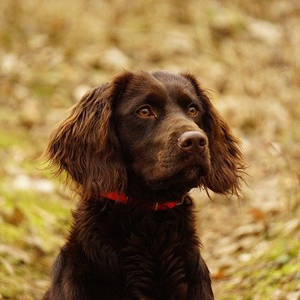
[225,237,300,297]
[0,187,72,299]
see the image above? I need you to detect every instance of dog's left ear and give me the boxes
[182,73,246,198]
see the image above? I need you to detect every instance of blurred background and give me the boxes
[0,0,300,299]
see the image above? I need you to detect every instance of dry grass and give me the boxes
[0,0,300,299]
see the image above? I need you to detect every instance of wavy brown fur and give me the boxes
[44,76,132,200]
[181,73,246,198]
[43,70,245,300]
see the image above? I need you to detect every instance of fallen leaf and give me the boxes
[248,207,267,221]
[212,268,227,280]
[233,223,265,239]
[2,207,25,226]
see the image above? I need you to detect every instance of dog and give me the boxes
[42,71,245,299]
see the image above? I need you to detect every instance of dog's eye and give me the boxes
[137,106,154,118]
[187,105,199,117]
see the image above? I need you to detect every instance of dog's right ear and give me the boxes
[44,72,133,199]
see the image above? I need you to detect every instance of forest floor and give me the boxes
[0,0,300,299]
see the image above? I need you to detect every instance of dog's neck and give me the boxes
[101,191,184,210]
[122,169,195,205]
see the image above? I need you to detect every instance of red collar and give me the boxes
[101,192,181,211]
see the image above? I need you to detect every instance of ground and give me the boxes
[0,0,300,299]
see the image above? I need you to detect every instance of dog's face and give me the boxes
[114,72,211,192]
[45,71,245,200]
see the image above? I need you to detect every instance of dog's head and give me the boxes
[45,71,245,201]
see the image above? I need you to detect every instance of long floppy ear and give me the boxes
[44,72,133,199]
[182,73,246,198]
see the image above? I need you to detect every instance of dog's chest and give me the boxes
[78,202,197,299]
[119,211,191,299]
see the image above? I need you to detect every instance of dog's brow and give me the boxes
[176,89,199,106]
[144,73,169,100]
[144,92,166,106]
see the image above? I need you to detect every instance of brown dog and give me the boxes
[43,71,245,300]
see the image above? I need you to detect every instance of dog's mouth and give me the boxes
[146,167,206,192]
[145,155,211,190]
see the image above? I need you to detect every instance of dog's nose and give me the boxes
[178,131,207,154]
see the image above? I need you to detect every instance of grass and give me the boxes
[230,237,300,297]
[0,187,72,299]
